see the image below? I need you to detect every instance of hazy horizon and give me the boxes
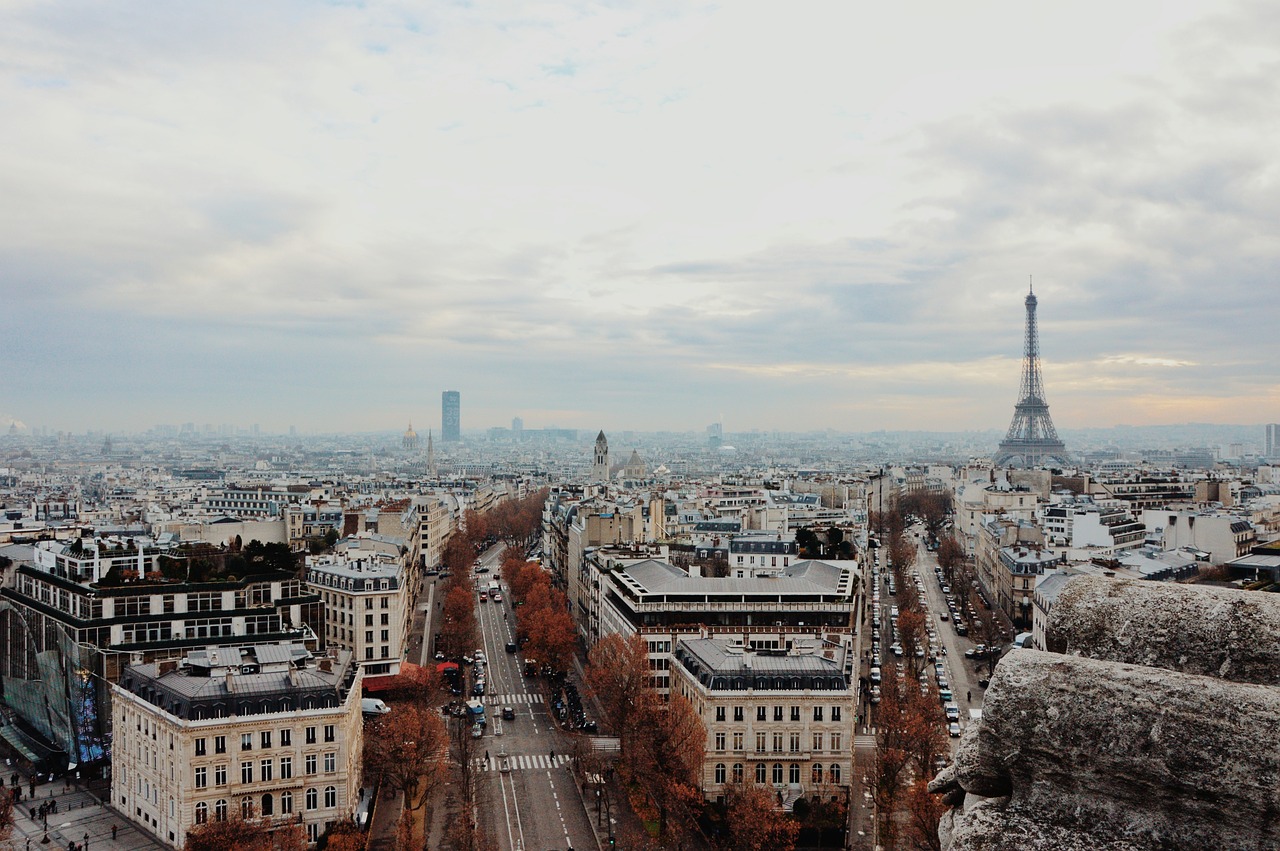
[4,1,1278,435]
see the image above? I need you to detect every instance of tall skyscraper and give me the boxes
[1267,424,1279,458]
[993,282,1070,468]
[441,391,461,442]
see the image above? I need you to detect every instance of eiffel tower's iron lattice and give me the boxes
[993,284,1070,468]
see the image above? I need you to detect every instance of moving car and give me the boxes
[948,722,962,738]
[502,706,515,721]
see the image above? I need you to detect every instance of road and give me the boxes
[470,547,601,851]
[909,535,987,740]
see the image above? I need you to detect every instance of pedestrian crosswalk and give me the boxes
[484,693,544,705]
[476,753,571,772]
[854,735,879,749]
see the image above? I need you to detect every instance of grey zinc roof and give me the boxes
[619,558,850,596]
[678,638,845,676]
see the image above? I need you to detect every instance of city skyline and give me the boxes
[3,1,1278,435]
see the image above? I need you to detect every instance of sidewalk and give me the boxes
[366,570,440,849]
[4,770,165,851]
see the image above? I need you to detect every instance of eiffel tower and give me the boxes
[993,282,1070,468]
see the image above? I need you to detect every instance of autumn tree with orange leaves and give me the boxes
[716,781,801,851]
[183,817,305,851]
[586,633,657,758]
[363,703,449,812]
[629,691,708,845]
[900,779,947,851]
[513,571,575,672]
[438,582,478,658]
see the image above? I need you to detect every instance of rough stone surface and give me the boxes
[932,580,1280,851]
[1046,576,1280,684]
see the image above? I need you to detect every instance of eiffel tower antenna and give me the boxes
[993,283,1070,468]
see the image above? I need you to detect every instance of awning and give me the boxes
[364,661,431,693]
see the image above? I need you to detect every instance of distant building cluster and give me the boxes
[1,403,1279,838]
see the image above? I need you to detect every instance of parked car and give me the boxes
[361,698,390,718]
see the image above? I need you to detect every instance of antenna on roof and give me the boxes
[1029,274,1034,294]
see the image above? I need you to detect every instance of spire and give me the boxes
[994,284,1069,468]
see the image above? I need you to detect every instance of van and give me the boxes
[361,698,390,718]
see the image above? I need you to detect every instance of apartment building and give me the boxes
[671,637,854,810]
[203,485,313,518]
[0,539,319,772]
[1041,498,1145,554]
[305,547,409,678]
[597,558,858,694]
[110,644,362,848]
[1140,508,1257,565]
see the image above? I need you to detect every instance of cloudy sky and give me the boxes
[2,1,1278,435]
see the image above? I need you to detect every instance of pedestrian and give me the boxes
[113,824,118,840]
[967,690,972,703]
[550,749,555,761]
[485,750,490,762]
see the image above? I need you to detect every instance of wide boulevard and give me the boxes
[469,547,600,851]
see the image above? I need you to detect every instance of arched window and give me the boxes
[241,797,254,819]
[194,802,208,824]
[789,763,800,783]
[830,763,842,784]
[261,794,273,816]
[755,763,767,784]
[281,791,293,814]
[324,786,337,808]
[214,799,227,821]
[714,764,726,784]
[732,763,744,783]
[305,788,318,810]
[772,763,783,784]
[812,764,824,785]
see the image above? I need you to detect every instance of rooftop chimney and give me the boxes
[224,669,235,693]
